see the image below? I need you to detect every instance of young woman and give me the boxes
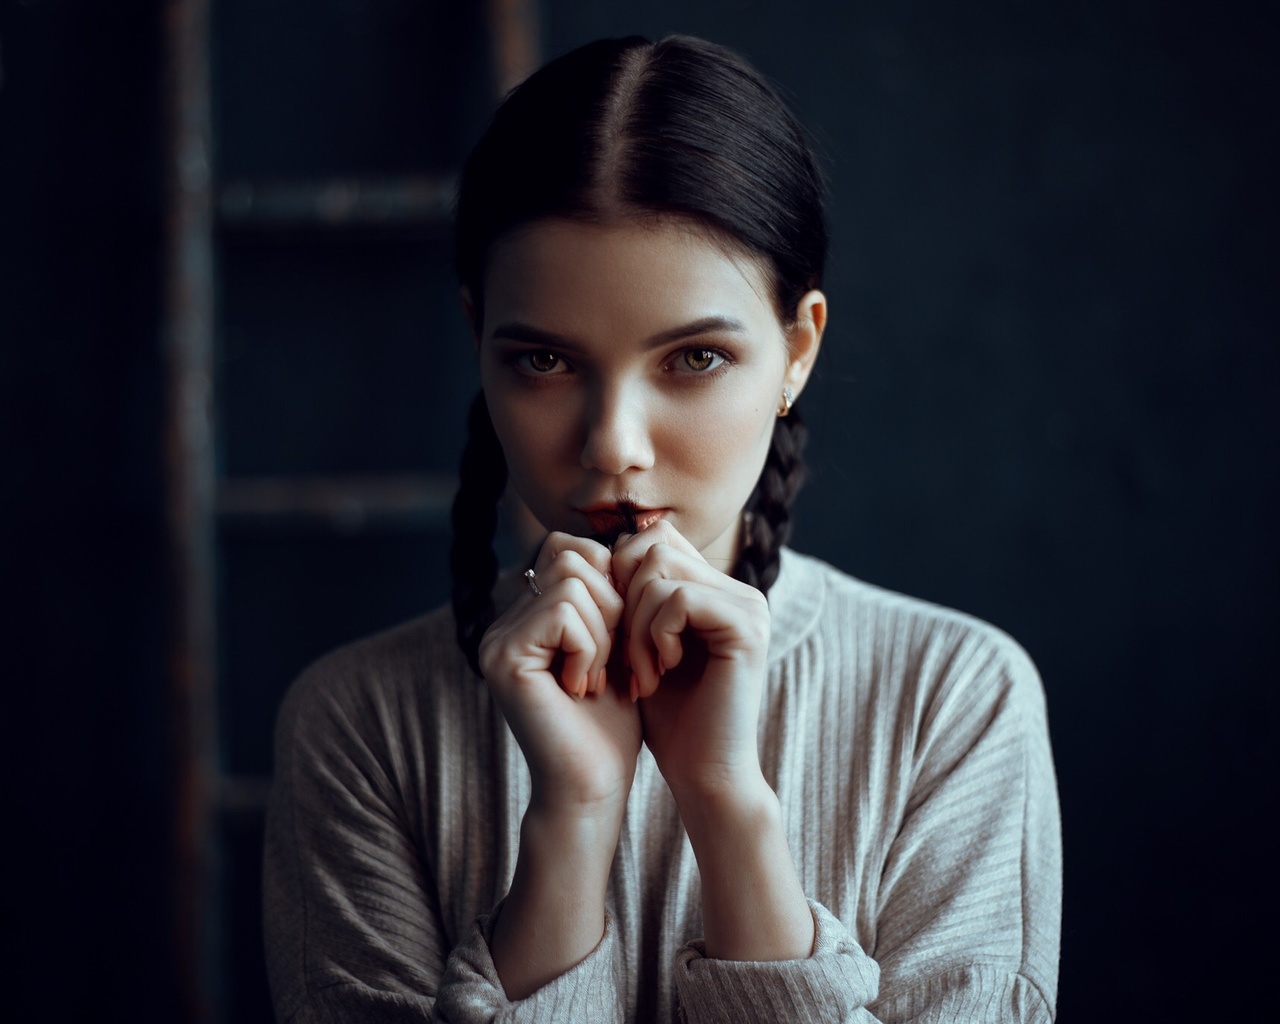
[264,35,1061,1023]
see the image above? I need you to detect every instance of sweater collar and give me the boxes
[765,547,825,664]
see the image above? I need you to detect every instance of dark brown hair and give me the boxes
[451,35,825,673]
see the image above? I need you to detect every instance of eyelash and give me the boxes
[671,347,731,375]
[505,346,735,380]
[510,350,567,375]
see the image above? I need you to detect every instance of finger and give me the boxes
[647,588,691,677]
[561,643,595,700]
[535,548,624,634]
[536,532,615,587]
[482,586,601,700]
[609,518,704,598]
[618,535,726,639]
[628,578,768,699]
[618,542,723,696]
[625,577,685,699]
[610,518,700,590]
[624,576,686,696]
[537,576,614,695]
[514,542,619,697]
[494,573,610,697]
[537,593,602,699]
[533,537,623,692]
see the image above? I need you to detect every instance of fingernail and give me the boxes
[630,672,639,703]
[657,653,666,677]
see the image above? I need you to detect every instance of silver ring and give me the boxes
[523,568,542,597]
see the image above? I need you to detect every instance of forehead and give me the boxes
[482,218,780,337]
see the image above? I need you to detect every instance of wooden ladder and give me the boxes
[161,2,541,1019]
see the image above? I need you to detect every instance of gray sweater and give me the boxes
[264,548,1061,1022]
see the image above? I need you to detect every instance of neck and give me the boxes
[701,513,744,574]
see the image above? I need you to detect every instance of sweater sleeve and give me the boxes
[262,655,626,1024]
[869,632,1060,1023]
[673,901,881,1022]
[670,625,1060,1024]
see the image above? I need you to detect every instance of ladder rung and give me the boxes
[216,474,455,530]
[216,175,455,228]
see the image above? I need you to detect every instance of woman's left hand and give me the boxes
[609,519,772,803]
[612,519,814,962]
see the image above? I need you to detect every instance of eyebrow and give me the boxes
[488,315,748,352]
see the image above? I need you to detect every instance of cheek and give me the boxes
[482,354,575,449]
[490,396,572,478]
[660,383,777,489]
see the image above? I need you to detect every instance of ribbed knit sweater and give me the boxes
[263,548,1061,1022]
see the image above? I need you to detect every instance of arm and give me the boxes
[263,655,457,1022]
[611,522,814,963]
[674,625,1059,1024]
[613,529,1059,1023]
[676,779,812,962]
[265,684,628,1024]
[867,632,1061,1022]
[485,805,622,998]
[263,535,641,1022]
[615,526,814,962]
[476,534,641,1001]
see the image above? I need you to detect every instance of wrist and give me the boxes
[521,798,626,863]
[671,777,813,962]
[670,771,779,854]
[492,803,623,999]
[526,782,631,835]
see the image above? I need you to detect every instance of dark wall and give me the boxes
[1,0,171,1019]
[2,1,1274,1021]
[544,4,1277,1019]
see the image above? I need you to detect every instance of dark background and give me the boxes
[2,0,1275,1020]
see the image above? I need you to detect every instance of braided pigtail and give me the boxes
[451,391,508,675]
[733,407,808,596]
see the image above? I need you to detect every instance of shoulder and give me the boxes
[771,548,1045,723]
[282,601,462,707]
[273,601,482,773]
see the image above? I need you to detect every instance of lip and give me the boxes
[576,504,668,535]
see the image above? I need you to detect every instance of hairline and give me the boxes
[477,209,801,345]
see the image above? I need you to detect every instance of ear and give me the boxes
[460,286,481,351]
[783,289,827,399]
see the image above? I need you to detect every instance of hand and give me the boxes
[479,532,642,817]
[610,520,773,803]
[482,535,644,996]
[611,521,812,962]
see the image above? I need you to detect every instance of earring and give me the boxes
[777,386,795,417]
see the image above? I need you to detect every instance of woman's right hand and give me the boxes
[481,533,641,998]
[478,532,641,818]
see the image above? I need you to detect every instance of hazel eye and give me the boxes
[521,351,563,373]
[679,348,725,373]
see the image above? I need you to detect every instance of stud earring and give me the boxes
[777,386,795,417]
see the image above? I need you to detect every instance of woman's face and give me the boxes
[475,218,824,569]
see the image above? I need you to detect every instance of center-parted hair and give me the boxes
[451,35,826,674]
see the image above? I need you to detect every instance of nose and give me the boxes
[579,384,655,475]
